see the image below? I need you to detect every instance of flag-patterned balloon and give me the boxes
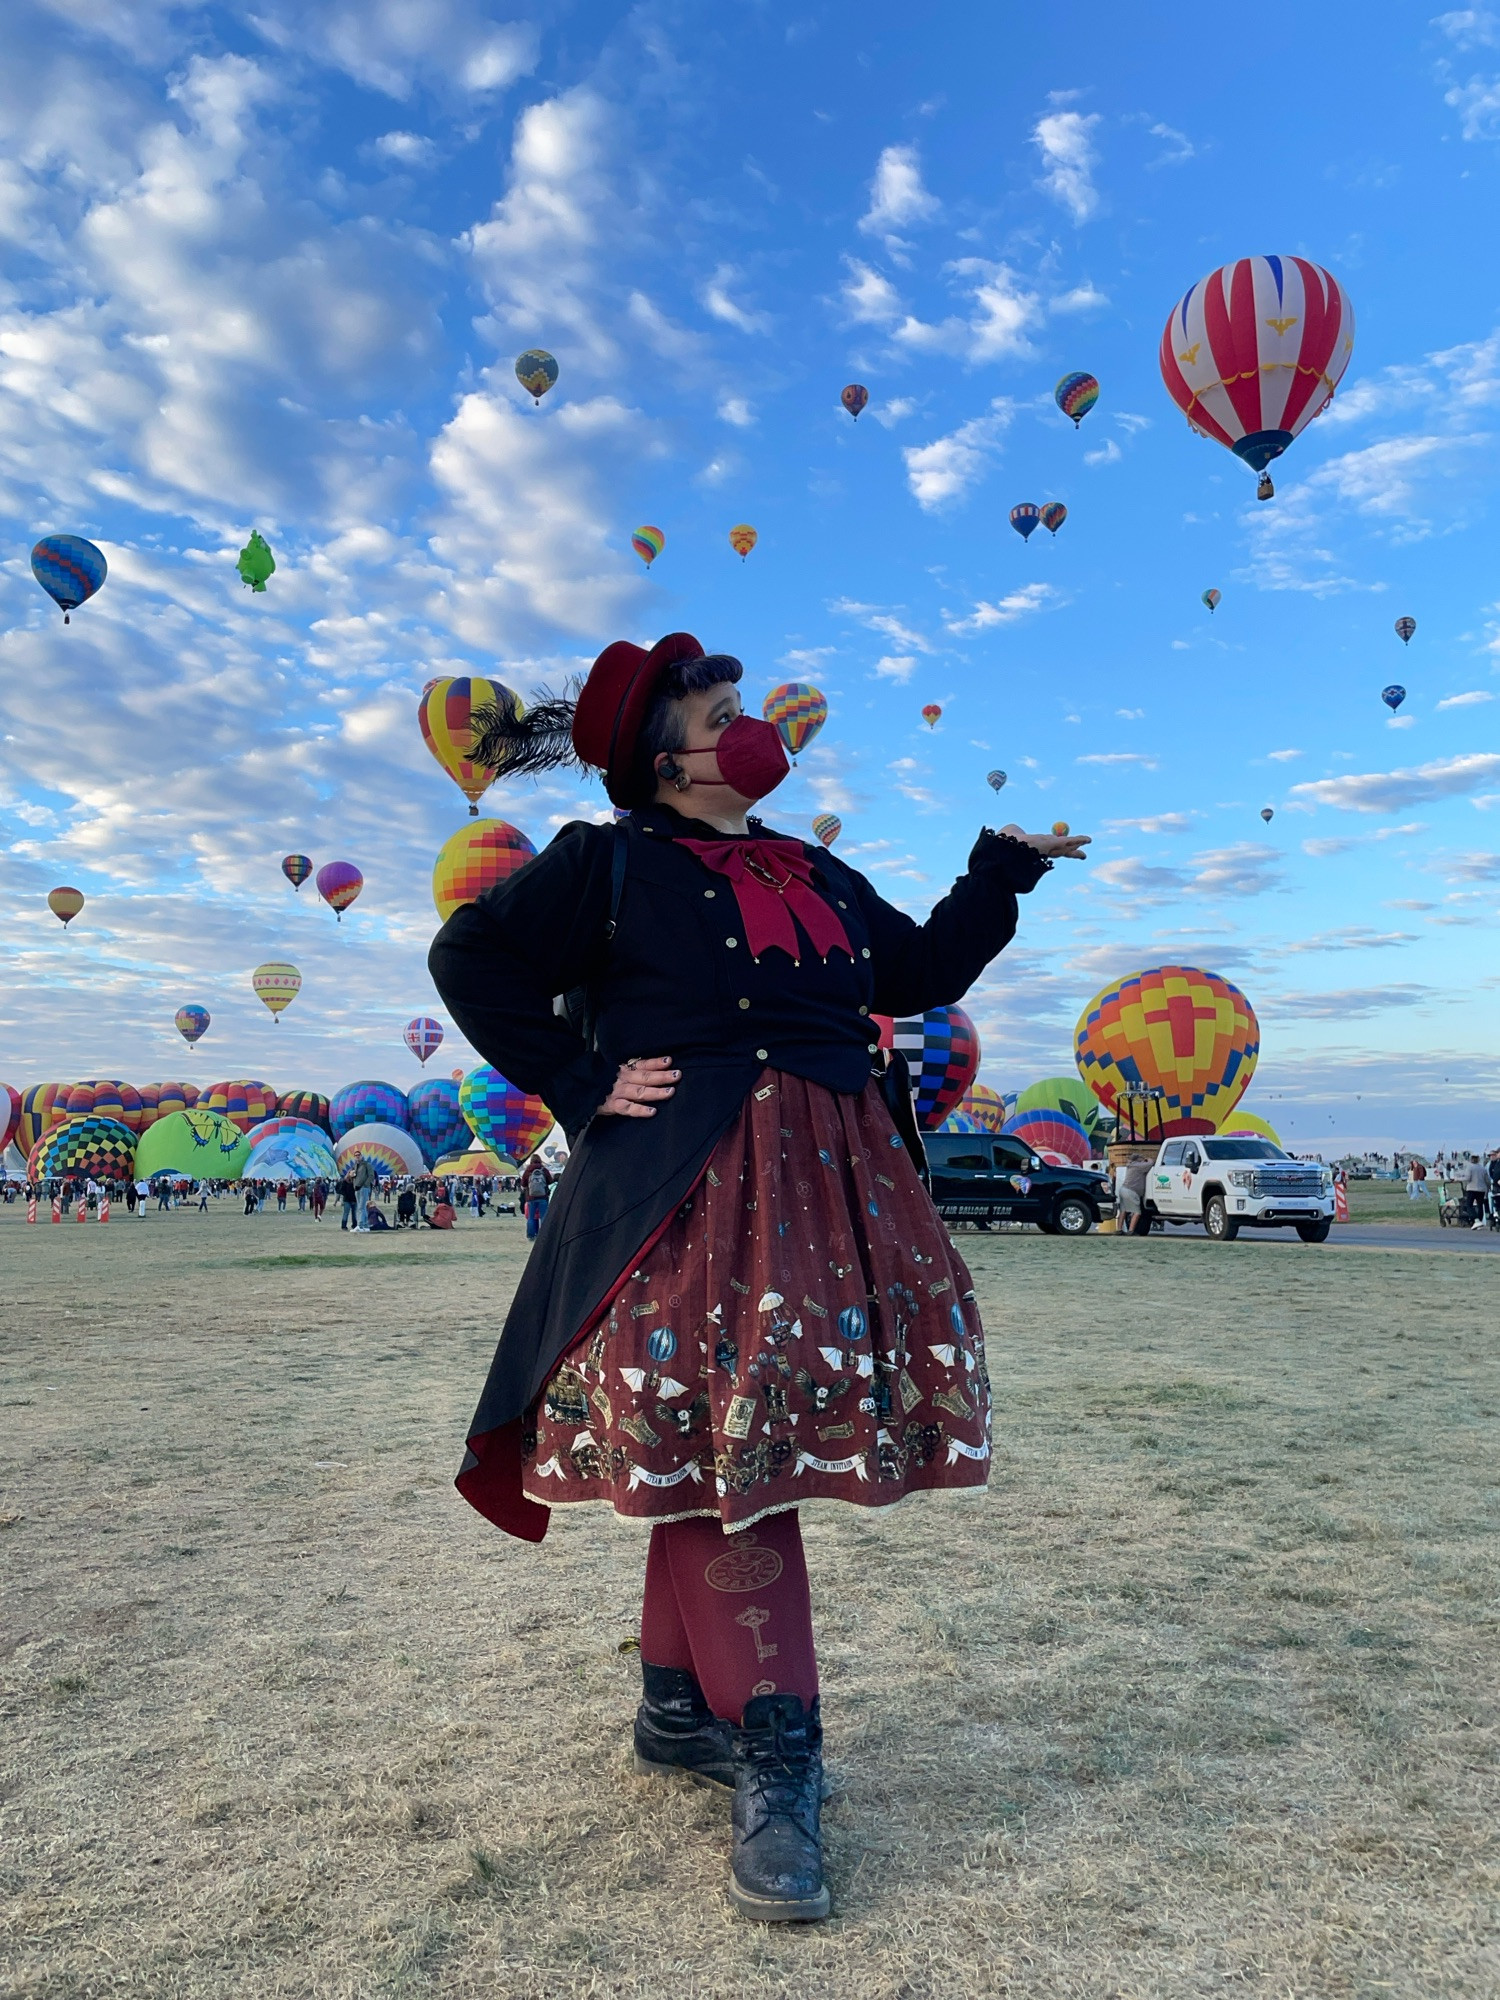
[277,1089,330,1131]
[64,1079,146,1135]
[203,1078,279,1133]
[431,818,537,922]
[28,1114,136,1182]
[252,962,301,1020]
[841,384,869,419]
[18,1083,70,1155]
[404,1017,443,1065]
[418,676,522,816]
[811,814,841,848]
[1074,965,1259,1136]
[762,683,827,758]
[459,1066,552,1163]
[960,1083,1006,1133]
[281,854,313,890]
[1159,257,1354,481]
[407,1076,466,1165]
[175,1004,210,1046]
[1009,503,1040,542]
[632,525,664,567]
[334,1123,425,1178]
[31,534,106,621]
[316,860,363,920]
[329,1080,408,1139]
[1054,372,1099,426]
[875,1007,981,1132]
[0,1083,19,1156]
[1002,1106,1091,1166]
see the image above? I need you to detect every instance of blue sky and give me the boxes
[2,1,1499,1148]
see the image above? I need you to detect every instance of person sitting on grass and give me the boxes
[426,1197,456,1230]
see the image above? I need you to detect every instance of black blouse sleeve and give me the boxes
[427,821,618,1138]
[839,829,1051,1020]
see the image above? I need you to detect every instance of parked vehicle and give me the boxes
[1146,1135,1335,1242]
[924,1132,1114,1235]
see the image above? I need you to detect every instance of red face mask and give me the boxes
[671,715,790,801]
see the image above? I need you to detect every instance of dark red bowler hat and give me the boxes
[572,631,704,805]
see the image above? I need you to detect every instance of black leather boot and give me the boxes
[728,1692,830,1921]
[633,1662,735,1791]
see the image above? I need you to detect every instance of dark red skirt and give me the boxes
[522,1072,992,1530]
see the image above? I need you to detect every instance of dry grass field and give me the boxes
[2,1200,1497,1999]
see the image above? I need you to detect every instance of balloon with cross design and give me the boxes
[1074,964,1259,1135]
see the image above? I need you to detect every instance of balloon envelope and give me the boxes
[1039,502,1067,535]
[1394,616,1416,644]
[237,530,275,591]
[1382,684,1406,712]
[135,1108,250,1180]
[418,676,522,816]
[316,861,363,918]
[1220,1110,1283,1148]
[433,1145,505,1178]
[330,1080,408,1139]
[1202,589,1221,612]
[1160,256,1354,476]
[876,1007,981,1131]
[28,1114,136,1182]
[515,349,558,401]
[1009,503,1040,541]
[48,887,84,927]
[1010,1075,1101,1135]
[252,962,301,1018]
[1003,1107,1091,1166]
[1261,807,1274,823]
[841,384,869,419]
[921,704,941,729]
[245,1120,337,1182]
[282,854,312,890]
[1074,965,1259,1135]
[460,1066,552,1163]
[811,813,841,848]
[0,1084,20,1155]
[65,1079,145,1134]
[407,1076,466,1165]
[32,534,106,619]
[1054,372,1099,425]
[960,1083,1006,1133]
[986,770,1007,793]
[632,525,664,567]
[176,1004,210,1045]
[203,1079,278,1133]
[146,1082,201,1125]
[762,683,827,757]
[728,524,757,559]
[431,818,537,922]
[277,1089,330,1131]
[405,1016,443,1066]
[335,1122,425,1178]
[18,1083,72,1155]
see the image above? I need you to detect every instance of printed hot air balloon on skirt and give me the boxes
[28,1115,136,1183]
[841,384,869,420]
[330,1080,408,1140]
[1074,965,1259,1135]
[316,861,363,920]
[460,1065,552,1162]
[31,534,106,622]
[431,817,538,922]
[728,524,758,560]
[48,887,84,928]
[404,1016,443,1066]
[811,813,841,848]
[1159,257,1354,499]
[1054,372,1099,426]
[762,682,827,757]
[632,525,664,568]
[1395,616,1416,645]
[1039,502,1067,536]
[1202,588,1221,613]
[419,676,523,816]
[1009,503,1040,542]
[921,704,941,730]
[515,349,558,402]
[281,854,312,891]
[252,962,301,1021]
[407,1076,466,1165]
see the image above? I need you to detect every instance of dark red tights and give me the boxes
[641,1510,819,1723]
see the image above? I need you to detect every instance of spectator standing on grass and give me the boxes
[311,1176,328,1221]
[350,1152,376,1231]
[336,1173,355,1230]
[1462,1155,1488,1227]
[1407,1157,1428,1201]
[1117,1155,1151,1237]
[429,630,1086,1925]
[521,1153,553,1240]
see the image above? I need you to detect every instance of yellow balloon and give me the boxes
[252,961,302,1020]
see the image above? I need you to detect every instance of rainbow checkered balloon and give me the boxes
[1054,372,1100,426]
[431,818,537,923]
[28,1114,136,1182]
[1074,965,1259,1136]
[459,1066,552,1164]
[762,682,827,758]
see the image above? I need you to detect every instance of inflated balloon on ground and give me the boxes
[135,1108,250,1180]
[1003,1106,1091,1166]
[460,1066,552,1162]
[28,1115,136,1182]
[18,1084,70,1155]
[1220,1111,1283,1148]
[1074,965,1259,1136]
[277,1089,330,1131]
[873,1008,981,1132]
[31,534,106,622]
[64,1079,146,1134]
[1009,1076,1101,1135]
[0,1084,19,1156]
[245,1120,337,1182]
[431,818,537,922]
[433,1146,505,1178]
[335,1123,425,1178]
[330,1080,408,1139]
[203,1079,278,1133]
[407,1076,466,1165]
[959,1083,1006,1133]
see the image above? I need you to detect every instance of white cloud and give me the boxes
[872,655,916,682]
[858,144,939,239]
[1437,689,1494,708]
[701,264,771,335]
[1105,813,1194,834]
[1267,748,1305,762]
[1266,986,1433,1019]
[717,395,754,427]
[943,583,1057,634]
[1077,751,1159,769]
[252,4,538,101]
[840,257,905,325]
[830,599,933,653]
[373,130,436,166]
[1083,437,1121,467]
[1146,121,1195,167]
[902,404,1012,509]
[871,397,915,428]
[839,257,1039,363]
[1290,752,1500,813]
[1436,10,1500,49]
[1279,928,1418,954]
[1032,110,1101,222]
[1050,282,1109,313]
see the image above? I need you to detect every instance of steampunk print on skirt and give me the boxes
[522,1071,993,1530]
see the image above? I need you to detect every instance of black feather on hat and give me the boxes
[469,682,584,779]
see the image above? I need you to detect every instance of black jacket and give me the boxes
[428,804,1048,1538]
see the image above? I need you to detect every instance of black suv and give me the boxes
[923,1132,1113,1234]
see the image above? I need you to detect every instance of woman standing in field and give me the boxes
[429,632,1087,1922]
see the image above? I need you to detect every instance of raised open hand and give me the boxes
[1001,822,1091,861]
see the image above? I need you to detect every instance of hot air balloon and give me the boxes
[151,1082,202,1121]
[986,770,1007,793]
[921,704,942,730]
[1054,372,1100,426]
[407,1076,466,1165]
[64,1079,147,1134]
[432,1145,505,1178]
[316,860,363,920]
[418,676,523,816]
[281,854,313,891]
[841,384,869,420]
[728,524,758,560]
[237,530,275,592]
[632,525,664,568]
[811,813,841,848]
[1009,1076,1102,1136]
[459,1066,553,1162]
[1052,821,1070,836]
[135,1107,248,1180]
[245,1120,337,1183]
[1395,616,1416,645]
[1382,684,1406,713]
[203,1079,278,1133]
[28,1115,136,1184]
[47,887,84,928]
[1009,503,1041,542]
[277,1089,330,1131]
[329,1080,409,1140]
[762,683,828,757]
[1,1083,19,1157]
[31,534,106,623]
[1074,965,1259,1136]
[252,961,301,1021]
[1039,502,1067,536]
[960,1083,1006,1133]
[1260,807,1274,824]
[1159,257,1355,500]
[515,349,559,402]
[872,1008,981,1131]
[1004,1106,1091,1166]
[431,818,538,922]
[404,1016,444,1065]
[335,1124,425,1178]
[176,1004,210,1048]
[1220,1110,1283,1148]
[18,1084,70,1155]
[1202,588,1221,613]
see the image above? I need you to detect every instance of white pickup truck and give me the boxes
[1146,1135,1335,1242]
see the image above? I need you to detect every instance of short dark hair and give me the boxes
[626,653,743,804]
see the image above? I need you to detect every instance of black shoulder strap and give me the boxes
[604,818,627,938]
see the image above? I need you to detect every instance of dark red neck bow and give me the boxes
[678,838,853,964]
